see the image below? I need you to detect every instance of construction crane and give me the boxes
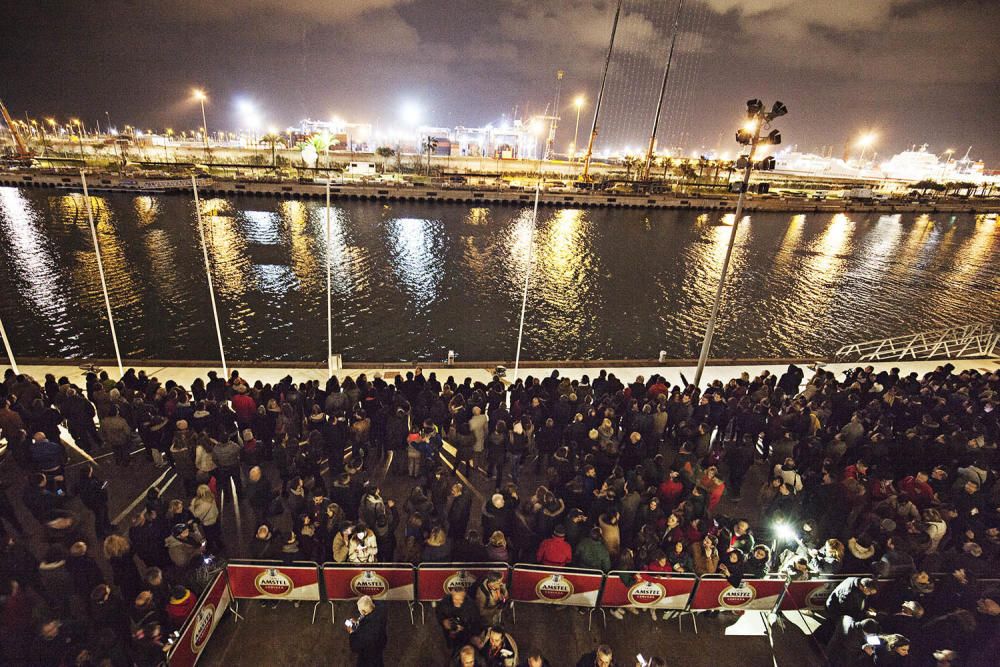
[0,99,32,160]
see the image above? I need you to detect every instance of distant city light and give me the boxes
[400,101,421,127]
[235,98,262,131]
[574,95,585,109]
[856,132,877,148]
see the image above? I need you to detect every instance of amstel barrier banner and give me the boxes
[416,562,510,602]
[688,576,787,611]
[778,578,844,611]
[322,563,415,601]
[509,564,604,608]
[167,570,231,667]
[225,561,322,601]
[599,572,697,610]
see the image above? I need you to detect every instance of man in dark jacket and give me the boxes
[447,483,473,539]
[62,388,102,452]
[576,645,616,667]
[348,595,388,667]
[436,589,481,652]
[826,576,878,621]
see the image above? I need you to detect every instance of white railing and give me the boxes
[834,323,999,362]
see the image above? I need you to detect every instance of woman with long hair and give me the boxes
[190,484,222,553]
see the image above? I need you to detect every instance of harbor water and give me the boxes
[0,186,997,362]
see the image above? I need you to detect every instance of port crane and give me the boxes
[0,99,32,160]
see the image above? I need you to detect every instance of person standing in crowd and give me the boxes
[348,595,388,667]
[436,588,481,653]
[1,362,999,666]
[576,645,617,667]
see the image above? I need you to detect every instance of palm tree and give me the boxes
[302,132,335,169]
[622,155,640,182]
[375,146,395,173]
[658,156,674,180]
[678,162,697,183]
[260,132,284,167]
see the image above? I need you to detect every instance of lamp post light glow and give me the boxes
[70,118,85,161]
[856,132,876,164]
[400,101,421,128]
[192,89,210,157]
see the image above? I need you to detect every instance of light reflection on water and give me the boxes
[0,186,997,362]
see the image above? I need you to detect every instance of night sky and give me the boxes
[2,0,999,163]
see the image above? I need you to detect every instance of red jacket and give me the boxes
[167,591,197,629]
[536,536,573,566]
[231,394,257,424]
[898,476,935,507]
[658,478,685,509]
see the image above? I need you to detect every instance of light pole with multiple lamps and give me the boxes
[692,99,787,388]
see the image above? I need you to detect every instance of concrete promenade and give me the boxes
[8,357,997,390]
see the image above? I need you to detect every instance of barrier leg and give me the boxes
[228,598,245,622]
[328,601,336,625]
[510,601,516,625]
[407,601,415,625]
[311,601,320,624]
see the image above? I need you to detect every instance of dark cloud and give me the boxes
[1,0,997,162]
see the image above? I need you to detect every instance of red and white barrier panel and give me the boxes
[168,570,231,667]
[510,564,604,608]
[600,572,697,610]
[322,563,416,601]
[226,561,322,601]
[779,578,846,612]
[416,563,510,602]
[688,576,787,612]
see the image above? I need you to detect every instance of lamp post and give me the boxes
[193,89,210,159]
[939,148,954,180]
[692,99,786,389]
[70,118,85,162]
[856,132,876,165]
[572,96,584,161]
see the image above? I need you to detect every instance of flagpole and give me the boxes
[191,176,228,376]
[80,170,123,377]
[326,180,333,378]
[0,315,18,375]
[513,182,541,382]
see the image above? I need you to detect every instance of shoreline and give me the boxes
[2,170,997,214]
[6,358,997,391]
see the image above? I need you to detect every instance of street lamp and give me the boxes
[856,132,876,164]
[70,118,85,162]
[692,99,787,388]
[192,88,210,158]
[940,148,955,179]
[572,95,585,160]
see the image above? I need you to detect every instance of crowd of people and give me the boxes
[0,361,998,665]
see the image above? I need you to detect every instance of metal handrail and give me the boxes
[834,323,999,362]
